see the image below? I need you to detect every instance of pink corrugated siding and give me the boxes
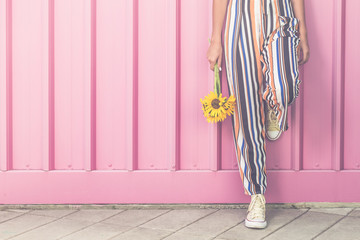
[0,0,359,204]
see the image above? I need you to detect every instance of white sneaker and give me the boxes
[245,194,267,229]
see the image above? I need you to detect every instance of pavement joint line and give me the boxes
[26,209,78,218]
[0,209,37,225]
[55,208,129,240]
[210,217,246,240]
[4,209,82,240]
[106,208,174,240]
[158,208,222,240]
[310,208,356,240]
[260,208,311,240]
[208,206,249,240]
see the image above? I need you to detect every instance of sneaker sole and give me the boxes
[245,219,267,229]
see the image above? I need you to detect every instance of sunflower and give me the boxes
[200,91,226,123]
[223,95,236,116]
[200,58,236,123]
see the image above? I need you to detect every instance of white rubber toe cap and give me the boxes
[266,130,281,141]
[245,218,267,229]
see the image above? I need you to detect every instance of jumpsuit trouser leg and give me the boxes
[223,0,301,195]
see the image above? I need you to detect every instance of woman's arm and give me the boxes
[291,0,310,65]
[207,0,228,71]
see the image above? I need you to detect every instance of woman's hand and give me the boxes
[291,0,309,65]
[297,31,310,65]
[207,40,223,71]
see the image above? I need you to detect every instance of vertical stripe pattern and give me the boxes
[224,0,301,195]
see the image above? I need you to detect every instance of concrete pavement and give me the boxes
[0,204,359,240]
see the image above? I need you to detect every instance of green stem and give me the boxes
[214,63,221,96]
[208,38,221,96]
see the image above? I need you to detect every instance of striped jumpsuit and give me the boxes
[223,0,301,195]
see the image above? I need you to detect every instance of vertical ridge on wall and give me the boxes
[208,1,219,171]
[165,0,178,171]
[11,0,48,169]
[54,0,90,170]
[90,0,97,170]
[83,0,92,171]
[342,0,360,171]
[131,0,138,171]
[41,0,50,171]
[122,0,135,171]
[291,66,304,171]
[96,0,131,170]
[302,0,334,170]
[332,0,345,171]
[344,0,360,170]
[48,0,55,171]
[291,83,303,171]
[180,0,214,170]
[174,0,181,171]
[138,0,175,170]
[0,0,6,170]
[5,0,13,170]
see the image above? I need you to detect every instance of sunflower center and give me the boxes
[211,99,221,109]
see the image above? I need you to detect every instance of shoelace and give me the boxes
[266,108,280,131]
[248,195,266,219]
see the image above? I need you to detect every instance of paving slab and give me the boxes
[140,209,217,231]
[59,222,129,240]
[3,209,32,213]
[62,209,124,222]
[314,216,360,240]
[215,209,307,240]
[0,213,56,239]
[163,209,246,240]
[348,208,360,218]
[0,210,26,223]
[9,217,95,240]
[109,226,173,240]
[309,207,354,216]
[263,211,344,240]
[102,209,171,227]
[28,209,78,218]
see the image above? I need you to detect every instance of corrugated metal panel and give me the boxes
[0,0,359,204]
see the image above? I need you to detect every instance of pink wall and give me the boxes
[0,0,359,204]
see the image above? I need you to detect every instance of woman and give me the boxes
[207,0,310,229]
